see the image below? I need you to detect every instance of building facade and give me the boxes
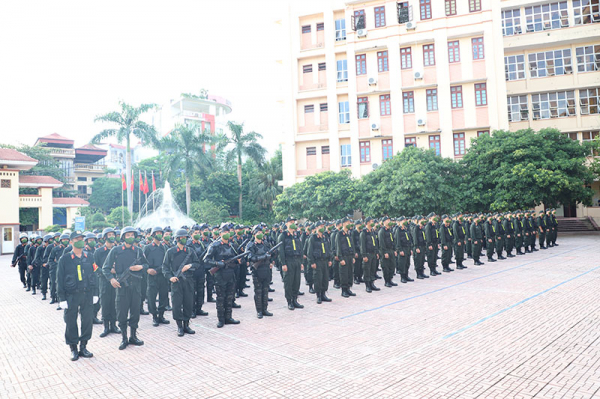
[282,0,509,186]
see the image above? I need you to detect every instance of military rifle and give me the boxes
[209,251,250,276]
[11,253,26,268]
[250,241,282,269]
[173,252,192,281]
[117,256,143,287]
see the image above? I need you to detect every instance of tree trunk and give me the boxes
[126,134,133,223]
[237,154,243,220]
[186,177,191,216]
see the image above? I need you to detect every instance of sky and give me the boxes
[0,0,287,156]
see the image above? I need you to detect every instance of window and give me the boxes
[579,88,600,115]
[469,0,481,12]
[405,137,417,147]
[341,144,351,167]
[565,132,578,140]
[475,83,487,106]
[78,177,87,182]
[531,91,576,119]
[335,19,346,41]
[401,47,412,69]
[429,135,441,155]
[318,62,326,71]
[573,0,600,25]
[403,92,415,113]
[453,133,466,156]
[502,9,522,35]
[423,44,435,66]
[382,139,393,160]
[529,49,572,77]
[582,131,600,156]
[472,37,484,60]
[420,0,432,20]
[507,95,529,122]
[448,41,460,63]
[358,97,369,119]
[337,59,348,82]
[505,55,526,80]
[576,45,600,72]
[375,6,386,27]
[354,10,366,30]
[304,105,314,113]
[320,103,328,112]
[306,147,317,156]
[380,95,391,116]
[356,54,367,75]
[426,89,438,111]
[477,130,490,137]
[445,0,457,16]
[317,22,324,31]
[1,179,10,188]
[360,141,371,163]
[525,2,569,32]
[322,146,330,154]
[398,2,411,23]
[302,65,312,73]
[339,101,350,123]
[451,86,463,108]
[378,51,389,72]
[302,25,311,34]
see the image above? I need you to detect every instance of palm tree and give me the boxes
[250,150,283,212]
[225,121,267,220]
[160,123,222,216]
[92,101,158,221]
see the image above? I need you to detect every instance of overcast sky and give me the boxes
[0,0,287,156]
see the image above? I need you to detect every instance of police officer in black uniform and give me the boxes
[102,226,148,350]
[56,231,96,361]
[188,224,210,318]
[144,226,170,327]
[94,228,121,338]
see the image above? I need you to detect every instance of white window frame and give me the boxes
[531,91,575,120]
[576,45,600,72]
[338,101,350,124]
[529,48,572,78]
[573,0,600,25]
[507,95,529,122]
[336,59,348,82]
[579,88,600,115]
[335,19,347,41]
[524,2,568,32]
[502,9,522,36]
[505,55,526,81]
[340,144,352,167]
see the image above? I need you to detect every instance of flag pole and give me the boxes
[121,177,124,227]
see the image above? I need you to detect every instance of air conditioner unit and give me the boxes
[357,29,368,37]
[372,163,379,170]
[414,70,424,80]
[417,117,426,126]
[406,21,417,30]
[368,77,377,86]
[371,122,380,130]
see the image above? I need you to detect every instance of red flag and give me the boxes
[121,174,126,191]
[152,171,156,192]
[139,170,143,192]
[144,172,149,195]
[131,170,134,192]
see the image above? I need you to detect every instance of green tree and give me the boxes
[160,124,222,216]
[225,121,267,220]
[190,200,229,226]
[107,206,130,228]
[461,128,595,211]
[358,146,462,216]
[274,170,357,220]
[89,177,122,213]
[249,149,283,212]
[91,101,159,221]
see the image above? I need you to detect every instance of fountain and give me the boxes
[135,181,195,230]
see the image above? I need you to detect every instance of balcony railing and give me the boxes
[49,148,75,157]
[76,193,90,200]
[74,163,106,172]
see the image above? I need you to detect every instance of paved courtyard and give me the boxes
[1,232,599,398]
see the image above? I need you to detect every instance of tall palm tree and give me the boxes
[225,121,267,220]
[250,152,283,212]
[92,101,158,221]
[160,123,222,216]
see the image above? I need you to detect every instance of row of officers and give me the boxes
[11,209,559,361]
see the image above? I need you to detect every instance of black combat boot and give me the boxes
[238,290,248,297]
[79,341,93,358]
[42,293,46,300]
[321,291,332,302]
[49,296,56,304]
[32,287,36,295]
[183,321,195,334]
[384,281,392,287]
[232,301,241,309]
[371,281,380,291]
[191,311,197,318]
[176,320,184,336]
[317,292,322,304]
[401,274,408,283]
[298,291,304,296]
[140,305,149,315]
[262,308,273,317]
[443,266,452,272]
[225,317,240,325]
[159,312,171,324]
[128,328,144,346]
[456,264,466,270]
[366,282,372,293]
[342,288,350,298]
[26,285,31,292]
[354,277,360,285]
[292,297,304,308]
[390,280,398,286]
[70,344,79,361]
[152,316,160,327]
[92,313,102,324]
[99,321,110,337]
[309,284,315,294]
[110,321,121,334]
[268,287,275,293]
[287,301,294,310]
[257,311,263,319]
[118,331,128,350]
[347,288,356,296]
[217,318,224,328]
[196,308,208,317]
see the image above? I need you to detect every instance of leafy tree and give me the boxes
[91,101,159,221]
[190,200,229,226]
[181,89,208,100]
[43,224,63,233]
[107,206,130,228]
[89,177,122,213]
[249,149,283,212]
[460,128,595,211]
[274,170,357,220]
[358,146,462,217]
[160,124,222,215]
[225,121,267,220]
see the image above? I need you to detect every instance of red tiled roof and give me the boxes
[78,144,101,150]
[0,149,37,163]
[38,133,73,142]
[19,175,63,186]
[109,143,126,150]
[53,197,90,206]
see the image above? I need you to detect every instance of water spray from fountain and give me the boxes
[135,181,195,229]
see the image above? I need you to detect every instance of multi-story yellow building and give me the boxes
[501,0,600,219]
[281,0,509,186]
